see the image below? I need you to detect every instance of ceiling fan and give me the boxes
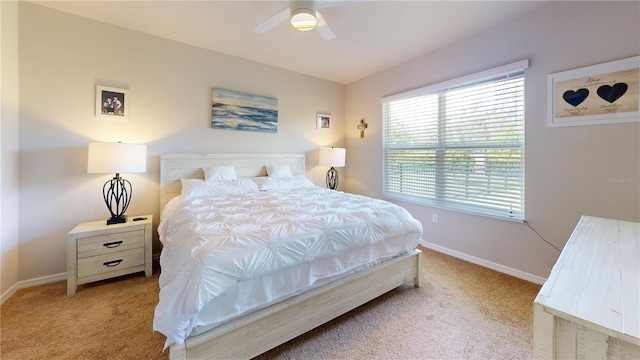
[253,0,365,40]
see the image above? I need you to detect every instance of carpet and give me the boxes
[1,247,540,359]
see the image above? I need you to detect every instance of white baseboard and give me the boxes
[1,247,545,304]
[420,240,547,285]
[1,272,67,305]
[2,254,163,304]
[0,283,19,305]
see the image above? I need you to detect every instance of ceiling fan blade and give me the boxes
[315,11,335,40]
[253,7,291,34]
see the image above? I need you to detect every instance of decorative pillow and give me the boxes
[265,164,293,178]
[181,178,259,200]
[252,174,315,191]
[203,166,237,182]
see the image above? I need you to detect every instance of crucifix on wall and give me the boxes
[357,118,368,138]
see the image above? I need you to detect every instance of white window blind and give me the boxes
[382,60,528,220]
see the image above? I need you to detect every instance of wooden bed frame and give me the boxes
[160,153,423,360]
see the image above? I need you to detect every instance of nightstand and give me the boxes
[67,215,153,295]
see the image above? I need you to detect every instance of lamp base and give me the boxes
[106,215,127,225]
[103,174,132,225]
[326,167,339,190]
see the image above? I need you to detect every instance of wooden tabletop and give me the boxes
[534,216,639,345]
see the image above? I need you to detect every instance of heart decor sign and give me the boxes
[596,83,628,103]
[562,88,589,107]
[548,55,639,127]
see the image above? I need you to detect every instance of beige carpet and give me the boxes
[1,247,541,359]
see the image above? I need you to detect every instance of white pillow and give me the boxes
[265,164,293,178]
[203,166,237,182]
[252,174,315,191]
[181,178,258,200]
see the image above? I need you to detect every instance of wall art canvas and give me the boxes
[96,85,129,120]
[547,56,639,127]
[211,88,278,133]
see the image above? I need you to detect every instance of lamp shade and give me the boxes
[319,147,346,168]
[88,142,147,174]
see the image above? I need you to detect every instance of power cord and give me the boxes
[524,220,561,252]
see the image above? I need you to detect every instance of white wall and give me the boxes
[1,0,20,298]
[16,2,345,281]
[345,1,640,280]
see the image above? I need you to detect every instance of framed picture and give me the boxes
[547,56,639,127]
[317,113,331,129]
[96,85,129,120]
[211,88,278,133]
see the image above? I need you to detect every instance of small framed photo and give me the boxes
[96,85,129,120]
[317,113,331,129]
[547,56,639,127]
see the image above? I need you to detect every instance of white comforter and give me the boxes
[153,187,422,348]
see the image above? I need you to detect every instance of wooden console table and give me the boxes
[533,216,639,359]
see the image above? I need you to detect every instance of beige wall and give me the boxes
[16,2,345,282]
[345,1,640,280]
[7,1,640,291]
[1,0,20,298]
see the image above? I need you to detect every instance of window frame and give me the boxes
[381,60,529,221]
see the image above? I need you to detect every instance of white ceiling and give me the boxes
[31,0,547,84]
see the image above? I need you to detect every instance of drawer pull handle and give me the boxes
[103,241,123,248]
[103,259,123,267]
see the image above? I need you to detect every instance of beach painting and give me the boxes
[212,88,278,133]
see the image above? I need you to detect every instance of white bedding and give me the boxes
[153,186,423,348]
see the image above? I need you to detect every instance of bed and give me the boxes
[155,153,423,360]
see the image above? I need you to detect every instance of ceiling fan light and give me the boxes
[290,9,317,31]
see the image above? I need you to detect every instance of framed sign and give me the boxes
[547,56,639,127]
[96,85,129,120]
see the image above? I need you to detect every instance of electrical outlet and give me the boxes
[432,214,438,223]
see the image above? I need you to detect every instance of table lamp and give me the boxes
[87,142,147,225]
[319,147,345,190]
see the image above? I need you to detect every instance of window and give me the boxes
[382,60,528,220]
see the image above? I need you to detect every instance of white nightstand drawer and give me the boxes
[77,248,144,279]
[77,230,144,258]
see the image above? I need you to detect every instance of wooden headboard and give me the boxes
[160,153,306,210]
